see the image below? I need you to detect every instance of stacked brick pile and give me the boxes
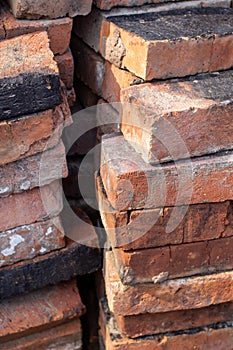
[72,1,233,349]
[0,0,102,348]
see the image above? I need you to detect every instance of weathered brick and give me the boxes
[113,236,233,284]
[100,135,233,211]
[97,175,233,249]
[1,319,82,350]
[116,301,233,338]
[0,141,67,198]
[0,31,61,120]
[0,1,72,55]
[100,298,233,349]
[0,180,63,232]
[94,0,169,10]
[71,35,139,102]
[121,70,233,163]
[0,279,85,342]
[0,217,65,267]
[74,78,99,107]
[100,8,233,80]
[0,238,101,300]
[55,49,74,89]
[105,251,233,316]
[7,0,92,19]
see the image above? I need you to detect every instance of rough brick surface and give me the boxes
[55,49,74,89]
[0,141,67,198]
[97,175,233,249]
[0,238,101,300]
[121,70,233,163]
[105,251,233,316]
[1,319,82,350]
[0,31,61,120]
[116,302,233,338]
[0,279,85,342]
[0,217,65,267]
[7,0,92,19]
[100,135,233,211]
[100,8,233,80]
[0,1,72,55]
[0,180,63,232]
[71,35,140,102]
[113,236,233,284]
[100,298,233,349]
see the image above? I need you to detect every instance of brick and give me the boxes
[0,217,65,267]
[71,35,140,102]
[0,1,72,55]
[74,78,99,107]
[116,301,233,338]
[0,279,85,342]
[121,70,233,163]
[94,0,169,10]
[0,141,67,198]
[55,49,74,89]
[100,135,233,211]
[0,98,70,166]
[100,8,233,80]
[104,251,233,316]
[97,175,233,249]
[0,238,101,300]
[67,87,76,107]
[7,0,92,19]
[1,319,82,350]
[100,298,233,349]
[96,100,120,140]
[113,236,233,284]
[0,180,63,232]
[0,32,61,121]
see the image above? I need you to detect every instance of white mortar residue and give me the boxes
[1,234,25,256]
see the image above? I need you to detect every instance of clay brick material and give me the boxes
[99,298,233,349]
[55,49,74,89]
[71,35,140,102]
[100,8,233,80]
[0,2,72,55]
[1,319,82,350]
[0,280,85,342]
[97,175,233,249]
[7,0,92,19]
[94,0,170,9]
[0,101,70,166]
[100,135,233,211]
[0,238,101,300]
[0,31,61,120]
[0,217,65,267]
[0,141,67,198]
[121,70,233,163]
[105,251,233,316]
[113,236,233,284]
[0,180,63,232]
[116,302,233,338]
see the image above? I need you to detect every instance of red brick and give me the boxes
[100,135,233,211]
[7,0,92,19]
[0,141,67,198]
[0,180,63,232]
[105,251,233,316]
[1,2,72,55]
[113,236,233,284]
[0,279,85,342]
[97,175,233,249]
[100,298,233,349]
[0,217,65,267]
[71,35,140,102]
[121,70,233,163]
[100,8,233,80]
[55,49,74,89]
[1,319,82,350]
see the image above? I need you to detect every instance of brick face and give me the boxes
[100,135,233,211]
[105,251,233,316]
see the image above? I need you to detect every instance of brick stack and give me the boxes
[0,0,102,348]
[72,2,233,349]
